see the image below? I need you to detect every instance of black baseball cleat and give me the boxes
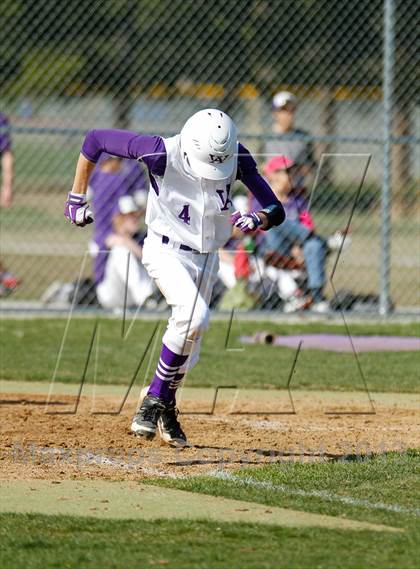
[158,403,188,447]
[131,394,166,440]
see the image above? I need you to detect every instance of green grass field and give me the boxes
[1,451,419,568]
[1,317,419,568]
[1,318,419,391]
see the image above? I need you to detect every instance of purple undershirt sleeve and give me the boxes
[236,143,281,208]
[81,129,166,176]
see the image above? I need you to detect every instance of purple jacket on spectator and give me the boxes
[282,192,312,225]
[0,113,12,154]
[250,188,314,229]
[89,154,146,284]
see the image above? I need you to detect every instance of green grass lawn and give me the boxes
[1,451,418,569]
[0,318,419,392]
[12,137,81,189]
[0,314,418,568]
[153,450,420,527]
[0,514,415,569]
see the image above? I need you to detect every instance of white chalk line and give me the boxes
[17,447,419,516]
[64,449,420,517]
[34,447,281,476]
[208,470,419,517]
[83,451,184,479]
[28,446,185,479]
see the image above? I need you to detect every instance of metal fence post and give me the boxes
[380,0,395,315]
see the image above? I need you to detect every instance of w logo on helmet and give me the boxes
[209,154,230,164]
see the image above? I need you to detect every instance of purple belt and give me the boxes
[161,235,200,254]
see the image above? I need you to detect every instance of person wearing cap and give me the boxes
[96,195,154,310]
[262,155,329,313]
[266,91,316,186]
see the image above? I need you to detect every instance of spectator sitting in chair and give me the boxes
[87,153,148,301]
[219,194,306,311]
[261,155,329,313]
[96,195,154,310]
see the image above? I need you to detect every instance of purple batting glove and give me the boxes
[64,192,94,227]
[231,210,262,234]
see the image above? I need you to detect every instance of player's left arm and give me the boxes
[232,143,285,233]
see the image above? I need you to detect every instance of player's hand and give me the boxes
[231,210,263,234]
[64,192,94,227]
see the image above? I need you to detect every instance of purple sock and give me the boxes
[148,344,188,403]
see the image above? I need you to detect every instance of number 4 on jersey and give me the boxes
[178,204,191,225]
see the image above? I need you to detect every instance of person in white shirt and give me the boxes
[96,195,154,311]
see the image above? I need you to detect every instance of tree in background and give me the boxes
[1,0,417,211]
[393,1,418,212]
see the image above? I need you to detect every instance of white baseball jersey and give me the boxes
[145,135,236,253]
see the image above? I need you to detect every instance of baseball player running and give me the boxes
[64,109,285,447]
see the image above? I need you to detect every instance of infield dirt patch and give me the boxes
[1,381,418,481]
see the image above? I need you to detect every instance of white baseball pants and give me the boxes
[141,230,219,372]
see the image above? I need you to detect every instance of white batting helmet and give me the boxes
[180,109,237,180]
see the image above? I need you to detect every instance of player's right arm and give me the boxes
[65,129,166,226]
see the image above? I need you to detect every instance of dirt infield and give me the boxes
[1,381,418,481]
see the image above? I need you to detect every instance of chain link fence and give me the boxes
[0,0,418,313]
